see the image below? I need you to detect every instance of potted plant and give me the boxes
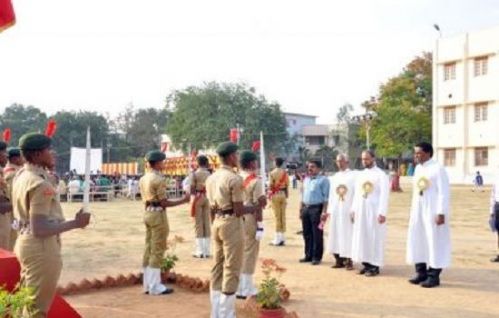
[160,254,179,281]
[160,235,183,281]
[0,286,36,318]
[256,259,287,318]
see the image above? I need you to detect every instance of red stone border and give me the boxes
[56,271,291,303]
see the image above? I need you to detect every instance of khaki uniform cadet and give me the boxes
[140,150,189,295]
[4,147,24,250]
[13,133,90,318]
[236,150,267,300]
[0,141,12,251]
[269,158,289,246]
[189,155,212,258]
[206,142,245,318]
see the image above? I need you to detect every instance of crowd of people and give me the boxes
[1,135,498,318]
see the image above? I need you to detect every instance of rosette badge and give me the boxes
[362,181,374,199]
[417,177,430,196]
[336,185,348,201]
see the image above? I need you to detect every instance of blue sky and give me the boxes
[1,0,498,123]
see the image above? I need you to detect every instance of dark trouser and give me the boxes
[301,204,324,261]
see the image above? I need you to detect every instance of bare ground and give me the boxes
[61,183,499,318]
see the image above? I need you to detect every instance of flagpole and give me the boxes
[259,131,266,187]
[83,126,91,213]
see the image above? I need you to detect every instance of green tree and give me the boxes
[166,82,288,155]
[336,103,354,123]
[314,145,338,171]
[368,52,432,158]
[0,104,47,144]
[127,108,169,157]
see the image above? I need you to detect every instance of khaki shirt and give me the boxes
[12,164,65,226]
[240,171,265,206]
[0,168,7,199]
[206,165,243,211]
[270,168,289,190]
[139,170,168,202]
[4,163,21,201]
[190,168,211,191]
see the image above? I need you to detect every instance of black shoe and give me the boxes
[236,295,247,300]
[311,260,321,265]
[161,288,174,295]
[491,255,499,263]
[278,241,285,246]
[358,267,368,275]
[299,258,312,263]
[409,274,428,285]
[420,277,440,288]
[345,259,354,271]
[365,267,380,277]
[144,291,149,295]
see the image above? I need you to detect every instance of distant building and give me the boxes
[284,112,317,136]
[283,112,317,163]
[301,124,332,154]
[433,25,499,184]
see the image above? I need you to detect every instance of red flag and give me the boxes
[0,0,15,33]
[2,128,11,143]
[229,128,238,143]
[45,119,57,137]
[251,140,260,152]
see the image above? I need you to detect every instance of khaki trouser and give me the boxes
[0,212,11,250]
[211,215,243,294]
[241,213,259,274]
[143,210,169,268]
[193,196,211,238]
[271,194,287,232]
[15,234,63,318]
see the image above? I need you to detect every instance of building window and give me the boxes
[305,136,325,146]
[444,149,456,167]
[443,107,456,124]
[444,63,456,81]
[474,103,488,122]
[474,147,488,166]
[474,57,488,77]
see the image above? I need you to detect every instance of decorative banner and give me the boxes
[70,147,102,174]
[161,155,220,176]
[101,162,138,175]
[0,0,15,33]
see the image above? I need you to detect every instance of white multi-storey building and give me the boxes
[433,26,499,184]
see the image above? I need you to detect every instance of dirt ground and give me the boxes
[61,182,499,318]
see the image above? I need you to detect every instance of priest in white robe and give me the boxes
[327,153,357,270]
[406,142,451,288]
[351,150,389,277]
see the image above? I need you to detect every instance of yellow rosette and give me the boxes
[362,181,374,199]
[336,185,348,201]
[417,177,430,196]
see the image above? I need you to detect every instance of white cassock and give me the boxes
[327,169,357,258]
[351,166,389,267]
[406,159,451,269]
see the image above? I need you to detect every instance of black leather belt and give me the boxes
[215,209,234,216]
[302,203,323,209]
[145,201,161,207]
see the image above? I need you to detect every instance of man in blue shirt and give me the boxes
[300,159,330,265]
